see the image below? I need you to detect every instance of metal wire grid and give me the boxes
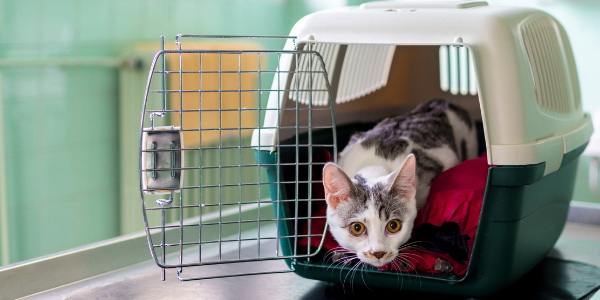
[139,35,336,280]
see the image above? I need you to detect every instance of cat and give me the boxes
[322,99,478,268]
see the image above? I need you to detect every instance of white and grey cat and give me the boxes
[322,99,478,268]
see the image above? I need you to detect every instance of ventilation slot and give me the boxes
[290,43,395,106]
[336,44,395,104]
[439,45,478,96]
[521,15,573,116]
[289,43,339,106]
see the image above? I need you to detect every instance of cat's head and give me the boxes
[322,155,417,268]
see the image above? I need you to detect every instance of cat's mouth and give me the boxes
[361,251,396,267]
[365,258,394,268]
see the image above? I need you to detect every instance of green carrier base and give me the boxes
[255,124,585,297]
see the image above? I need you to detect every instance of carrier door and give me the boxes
[138,35,336,281]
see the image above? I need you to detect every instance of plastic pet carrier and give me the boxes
[138,0,593,297]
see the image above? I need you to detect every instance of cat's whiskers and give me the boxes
[336,255,359,268]
[391,257,409,289]
[349,259,371,293]
[323,246,348,262]
[401,253,426,268]
[397,249,429,282]
[395,251,426,287]
[395,255,424,287]
[349,261,360,292]
[393,257,419,289]
[325,249,362,287]
[400,240,438,252]
[324,247,354,264]
[343,257,363,287]
[359,262,373,291]
[335,256,357,289]
[327,254,356,271]
[397,250,428,264]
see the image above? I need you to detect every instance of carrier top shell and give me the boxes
[251,0,593,176]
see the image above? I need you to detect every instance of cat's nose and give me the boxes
[371,251,386,259]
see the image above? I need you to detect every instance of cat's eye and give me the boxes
[349,222,366,236]
[386,219,401,233]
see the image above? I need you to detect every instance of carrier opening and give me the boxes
[272,43,487,279]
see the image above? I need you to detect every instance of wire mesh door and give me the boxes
[139,35,336,281]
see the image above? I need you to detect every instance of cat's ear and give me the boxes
[322,163,355,209]
[389,154,416,201]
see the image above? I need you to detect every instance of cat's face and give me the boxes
[322,155,417,268]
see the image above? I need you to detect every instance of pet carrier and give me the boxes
[139,1,593,297]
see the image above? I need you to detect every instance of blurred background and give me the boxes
[0,0,599,267]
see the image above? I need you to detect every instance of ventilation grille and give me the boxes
[520,14,575,116]
[439,45,478,96]
[289,43,340,106]
[290,43,395,106]
[336,44,395,103]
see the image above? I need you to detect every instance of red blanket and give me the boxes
[300,154,489,276]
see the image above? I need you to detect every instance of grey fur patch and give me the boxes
[354,174,368,187]
[412,148,444,186]
[346,131,366,148]
[461,139,467,162]
[447,101,474,130]
[370,182,408,221]
[335,175,409,225]
[334,175,368,224]
[356,99,466,160]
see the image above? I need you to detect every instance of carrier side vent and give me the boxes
[289,43,339,106]
[290,43,395,106]
[439,45,478,96]
[520,15,577,116]
[337,44,396,104]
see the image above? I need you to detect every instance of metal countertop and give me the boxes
[23,222,600,300]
